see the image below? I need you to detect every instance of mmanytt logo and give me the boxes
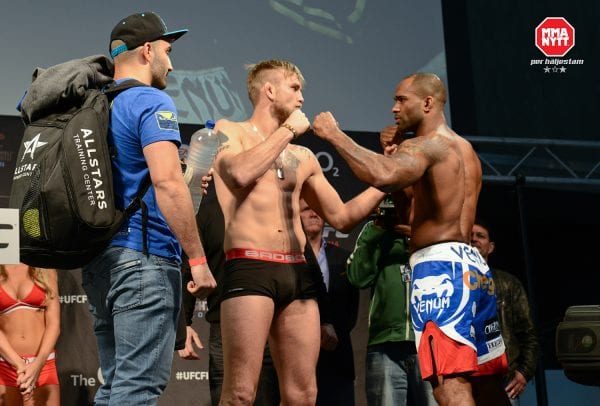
[530,17,583,74]
[21,133,47,161]
[535,17,575,57]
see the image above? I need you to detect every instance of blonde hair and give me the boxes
[0,265,54,303]
[246,59,305,106]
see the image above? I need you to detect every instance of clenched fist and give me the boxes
[380,125,403,156]
[284,109,310,136]
[312,111,340,140]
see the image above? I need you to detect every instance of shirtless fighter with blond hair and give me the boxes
[212,59,385,406]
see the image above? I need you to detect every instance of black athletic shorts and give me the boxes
[220,248,320,307]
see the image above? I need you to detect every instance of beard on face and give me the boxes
[150,57,168,90]
[272,101,295,124]
[151,70,168,90]
[152,78,167,90]
[395,116,419,134]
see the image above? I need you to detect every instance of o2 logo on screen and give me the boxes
[315,151,340,177]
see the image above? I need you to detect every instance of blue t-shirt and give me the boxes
[109,82,182,262]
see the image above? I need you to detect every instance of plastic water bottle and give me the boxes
[184,119,218,213]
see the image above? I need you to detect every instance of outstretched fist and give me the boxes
[312,111,340,140]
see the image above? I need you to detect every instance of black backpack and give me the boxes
[9,80,150,269]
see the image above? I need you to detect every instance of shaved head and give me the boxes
[404,72,447,105]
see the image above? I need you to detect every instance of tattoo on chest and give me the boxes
[282,149,300,172]
[214,145,230,157]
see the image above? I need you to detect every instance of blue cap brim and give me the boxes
[161,29,188,42]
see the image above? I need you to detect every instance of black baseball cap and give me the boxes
[110,11,188,58]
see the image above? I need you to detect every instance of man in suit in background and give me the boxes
[300,198,359,405]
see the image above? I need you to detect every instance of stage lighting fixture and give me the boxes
[555,305,600,386]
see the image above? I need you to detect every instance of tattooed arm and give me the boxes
[312,112,439,192]
[213,119,294,189]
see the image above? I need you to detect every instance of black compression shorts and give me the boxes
[220,248,320,307]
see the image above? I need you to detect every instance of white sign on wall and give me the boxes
[0,208,19,264]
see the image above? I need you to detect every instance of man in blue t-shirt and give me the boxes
[81,11,216,406]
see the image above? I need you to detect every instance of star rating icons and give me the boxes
[542,65,567,74]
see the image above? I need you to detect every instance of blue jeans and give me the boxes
[366,342,437,406]
[82,246,181,406]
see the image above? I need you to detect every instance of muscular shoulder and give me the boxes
[454,133,478,157]
[288,144,314,160]
[214,119,247,148]
[398,130,449,162]
[452,132,481,178]
[417,127,477,164]
[214,118,236,129]
[214,119,244,137]
[283,144,315,170]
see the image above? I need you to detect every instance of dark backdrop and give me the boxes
[442,0,599,140]
[441,0,600,373]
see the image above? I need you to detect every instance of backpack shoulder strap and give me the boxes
[124,180,152,257]
[104,78,152,255]
[103,79,148,101]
